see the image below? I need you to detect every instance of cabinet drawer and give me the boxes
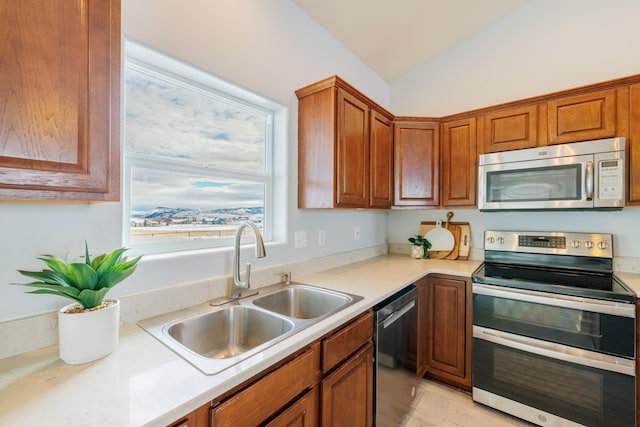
[211,344,320,426]
[322,311,373,373]
[266,385,319,427]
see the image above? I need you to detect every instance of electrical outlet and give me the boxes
[318,230,326,246]
[354,226,361,241]
[294,231,307,248]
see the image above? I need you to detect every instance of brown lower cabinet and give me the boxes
[321,343,373,426]
[167,310,373,427]
[416,274,472,391]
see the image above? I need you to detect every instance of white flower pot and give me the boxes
[410,245,424,259]
[58,299,120,364]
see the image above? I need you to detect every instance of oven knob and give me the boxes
[597,241,609,250]
[496,237,505,244]
[584,240,594,249]
[571,240,581,248]
[487,237,495,244]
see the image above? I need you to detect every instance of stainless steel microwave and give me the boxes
[478,137,625,211]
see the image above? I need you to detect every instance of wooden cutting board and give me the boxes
[457,223,471,260]
[420,219,471,260]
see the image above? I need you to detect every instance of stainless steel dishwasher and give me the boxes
[373,285,418,426]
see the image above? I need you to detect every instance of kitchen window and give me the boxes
[123,42,282,253]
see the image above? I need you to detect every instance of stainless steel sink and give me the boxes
[252,284,353,319]
[166,306,294,359]
[138,282,362,375]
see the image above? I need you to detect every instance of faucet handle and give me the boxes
[281,271,292,285]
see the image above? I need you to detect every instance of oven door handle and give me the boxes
[473,326,635,376]
[472,283,635,318]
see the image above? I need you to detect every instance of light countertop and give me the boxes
[0,255,480,427]
[1,254,639,427]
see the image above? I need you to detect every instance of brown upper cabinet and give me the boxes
[441,118,477,207]
[0,0,121,201]
[393,119,440,207]
[369,110,394,208]
[296,76,394,208]
[547,88,620,144]
[480,104,544,153]
[298,73,640,209]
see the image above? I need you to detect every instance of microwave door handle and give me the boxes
[585,160,594,201]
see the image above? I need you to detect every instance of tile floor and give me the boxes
[402,380,534,426]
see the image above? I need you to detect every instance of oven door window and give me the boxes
[486,164,581,203]
[479,153,597,209]
[473,338,635,426]
[473,293,635,358]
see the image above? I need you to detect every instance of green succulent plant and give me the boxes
[15,242,142,309]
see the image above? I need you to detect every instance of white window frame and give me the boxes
[123,41,282,254]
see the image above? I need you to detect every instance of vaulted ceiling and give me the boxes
[292,0,529,83]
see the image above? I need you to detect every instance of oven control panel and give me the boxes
[484,230,613,258]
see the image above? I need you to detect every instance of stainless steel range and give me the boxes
[472,230,636,427]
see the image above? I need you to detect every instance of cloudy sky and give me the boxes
[125,66,268,211]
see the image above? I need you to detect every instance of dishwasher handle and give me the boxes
[382,300,415,329]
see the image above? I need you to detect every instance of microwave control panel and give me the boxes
[598,159,622,200]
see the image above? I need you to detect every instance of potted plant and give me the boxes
[408,235,432,259]
[14,242,141,364]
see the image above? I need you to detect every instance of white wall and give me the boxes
[392,0,640,116]
[0,0,390,322]
[388,0,640,255]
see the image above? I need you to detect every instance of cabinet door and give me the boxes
[426,275,471,390]
[0,0,120,200]
[336,89,369,207]
[266,386,319,427]
[321,343,373,427]
[369,109,393,208]
[481,105,541,153]
[297,86,337,208]
[629,84,640,204]
[394,120,440,206]
[547,89,617,144]
[416,277,429,381]
[441,118,477,206]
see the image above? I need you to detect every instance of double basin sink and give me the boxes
[139,283,363,374]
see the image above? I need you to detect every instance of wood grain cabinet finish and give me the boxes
[167,404,210,427]
[296,76,393,208]
[415,277,429,382]
[0,0,121,200]
[424,274,472,391]
[629,84,640,203]
[480,105,542,153]
[393,119,440,207]
[322,311,373,373]
[336,89,370,207]
[547,88,618,144]
[266,386,319,427]
[321,343,373,427]
[441,118,477,206]
[369,110,394,208]
[210,345,321,426]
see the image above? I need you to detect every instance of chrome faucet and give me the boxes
[231,221,266,299]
